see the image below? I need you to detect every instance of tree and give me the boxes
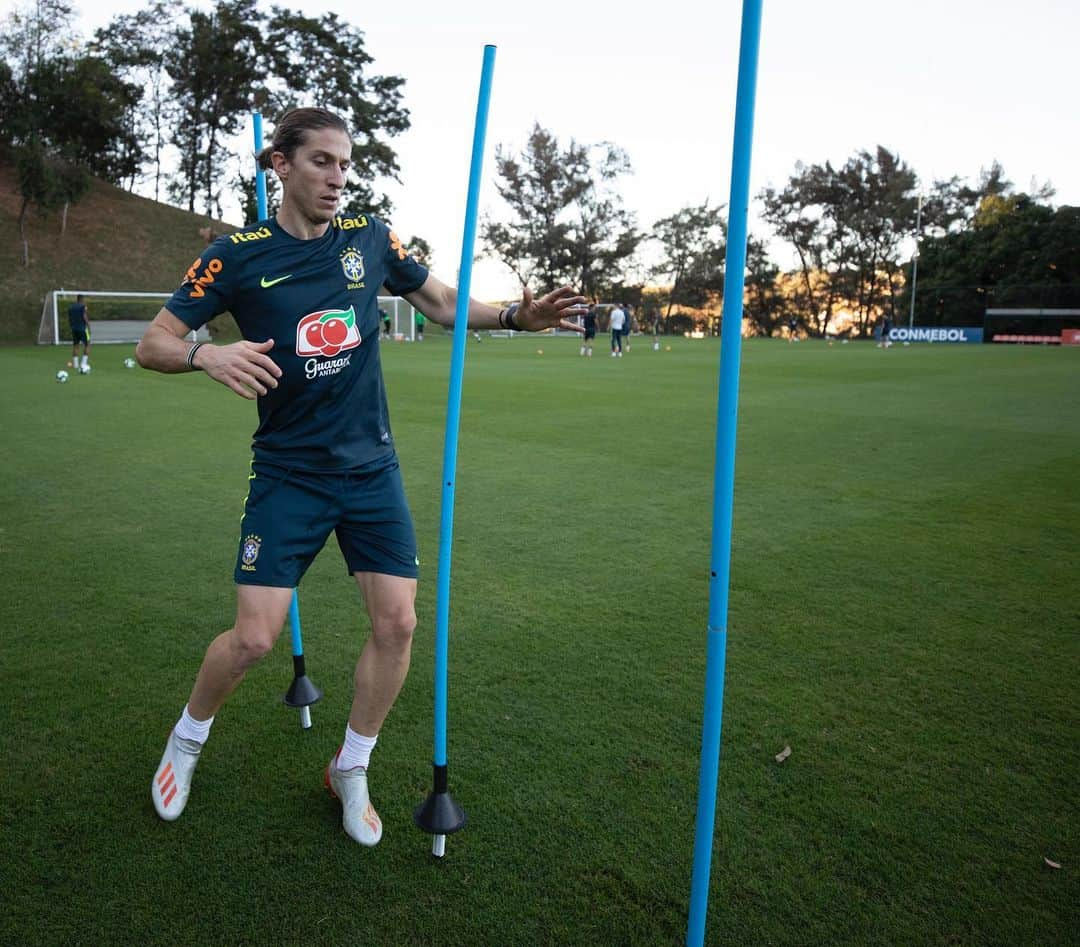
[483,124,638,294]
[649,202,726,321]
[257,9,409,218]
[166,0,263,216]
[92,1,180,200]
[402,235,433,269]
[744,234,791,336]
[29,55,142,185]
[0,0,77,86]
[903,187,1080,325]
[760,170,836,336]
[564,143,640,299]
[0,1,140,262]
[761,147,918,337]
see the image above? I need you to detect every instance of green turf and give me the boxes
[1,336,1077,945]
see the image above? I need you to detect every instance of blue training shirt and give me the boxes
[68,303,87,331]
[166,215,428,472]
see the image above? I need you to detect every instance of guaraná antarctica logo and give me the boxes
[296,305,363,358]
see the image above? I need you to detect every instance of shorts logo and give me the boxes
[241,534,262,571]
[340,248,365,284]
[296,306,362,358]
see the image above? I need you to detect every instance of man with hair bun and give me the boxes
[137,107,586,846]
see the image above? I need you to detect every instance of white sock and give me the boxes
[81,355,88,369]
[338,724,377,771]
[174,704,214,745]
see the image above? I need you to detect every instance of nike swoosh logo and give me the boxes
[260,274,293,288]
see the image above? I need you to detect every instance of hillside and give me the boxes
[0,159,236,344]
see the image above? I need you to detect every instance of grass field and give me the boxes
[1,334,1077,946]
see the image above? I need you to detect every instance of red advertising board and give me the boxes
[1062,329,1080,346]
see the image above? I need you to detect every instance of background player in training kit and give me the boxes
[68,294,91,373]
[136,107,585,846]
[580,302,597,357]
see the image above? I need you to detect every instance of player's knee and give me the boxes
[371,605,416,652]
[229,621,279,666]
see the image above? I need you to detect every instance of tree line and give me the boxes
[2,0,1076,335]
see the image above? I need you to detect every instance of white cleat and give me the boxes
[152,731,202,821]
[325,750,383,846]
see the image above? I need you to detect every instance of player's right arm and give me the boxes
[136,307,281,400]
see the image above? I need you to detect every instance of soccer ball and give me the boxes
[124,357,136,368]
[56,370,69,383]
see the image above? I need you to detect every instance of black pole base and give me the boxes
[284,674,323,708]
[284,654,322,708]
[414,763,467,836]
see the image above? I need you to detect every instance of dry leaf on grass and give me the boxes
[1043,857,1062,870]
[775,745,792,763]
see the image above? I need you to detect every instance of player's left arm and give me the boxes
[403,273,587,333]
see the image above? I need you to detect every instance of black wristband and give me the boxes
[504,302,520,332]
[185,341,205,370]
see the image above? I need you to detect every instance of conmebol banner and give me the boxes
[888,326,983,343]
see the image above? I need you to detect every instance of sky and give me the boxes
[7,0,1079,299]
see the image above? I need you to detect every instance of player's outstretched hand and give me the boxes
[516,286,588,333]
[198,339,282,399]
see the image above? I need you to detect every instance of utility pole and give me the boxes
[908,194,923,329]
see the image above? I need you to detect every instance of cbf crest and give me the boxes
[240,534,262,572]
[340,248,365,289]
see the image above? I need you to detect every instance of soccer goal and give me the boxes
[379,296,420,341]
[37,290,208,346]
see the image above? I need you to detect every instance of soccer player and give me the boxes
[609,303,626,357]
[580,302,597,357]
[136,107,586,846]
[69,294,91,373]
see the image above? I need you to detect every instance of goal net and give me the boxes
[37,290,205,346]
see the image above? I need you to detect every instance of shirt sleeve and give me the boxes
[163,237,237,330]
[375,218,429,296]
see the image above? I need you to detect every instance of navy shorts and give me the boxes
[234,456,418,587]
[72,328,89,344]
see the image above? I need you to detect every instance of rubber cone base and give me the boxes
[414,763,466,835]
[284,674,322,708]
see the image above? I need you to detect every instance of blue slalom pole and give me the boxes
[413,44,497,858]
[253,111,268,220]
[687,3,763,945]
[252,111,322,728]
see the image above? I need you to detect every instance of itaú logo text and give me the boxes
[296,306,362,357]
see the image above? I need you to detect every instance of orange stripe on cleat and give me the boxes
[157,762,173,787]
[162,785,177,807]
[160,774,175,797]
